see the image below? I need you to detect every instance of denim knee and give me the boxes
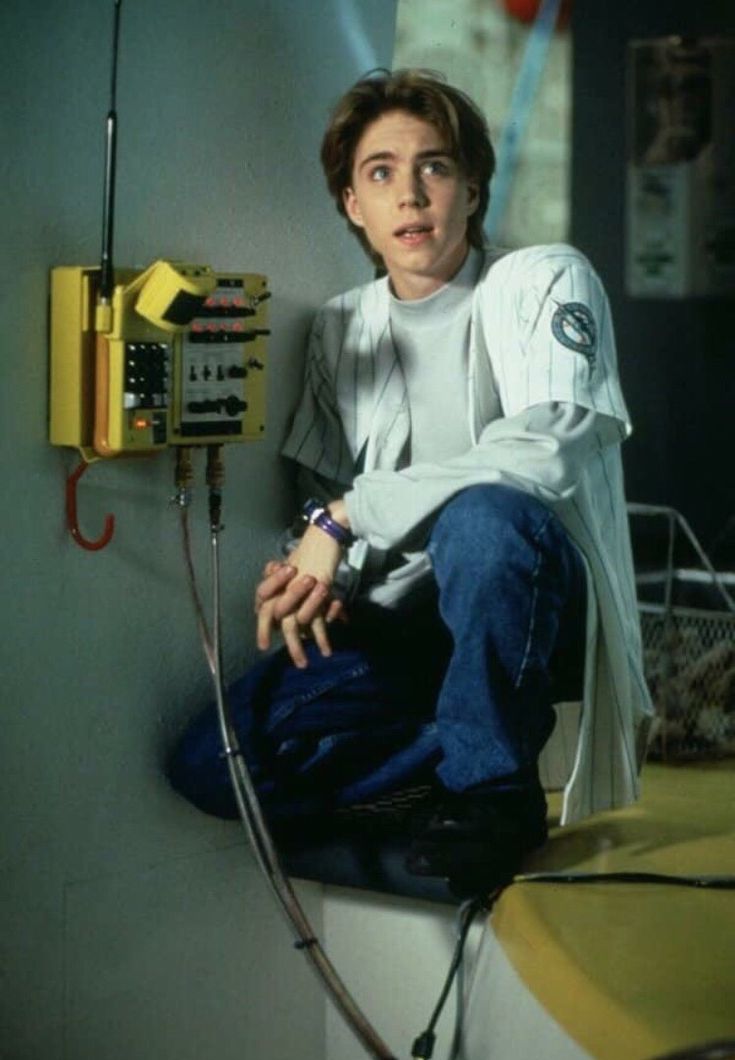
[427,484,556,586]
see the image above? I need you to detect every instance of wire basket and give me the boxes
[630,504,735,761]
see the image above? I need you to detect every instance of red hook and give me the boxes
[65,459,115,551]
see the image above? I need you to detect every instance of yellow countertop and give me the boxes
[491,761,735,1060]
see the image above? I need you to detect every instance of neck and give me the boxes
[389,240,470,302]
[390,272,446,301]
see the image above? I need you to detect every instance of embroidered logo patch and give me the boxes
[551,302,597,369]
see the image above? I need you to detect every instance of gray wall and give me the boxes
[0,2,396,1057]
[571,1,735,556]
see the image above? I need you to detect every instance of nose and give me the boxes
[398,169,429,209]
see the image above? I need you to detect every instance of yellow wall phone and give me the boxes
[48,3,269,551]
[49,260,269,458]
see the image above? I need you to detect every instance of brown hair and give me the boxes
[320,69,495,265]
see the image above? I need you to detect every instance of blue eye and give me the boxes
[422,159,450,177]
[370,165,390,182]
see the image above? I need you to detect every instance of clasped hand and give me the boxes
[254,525,345,668]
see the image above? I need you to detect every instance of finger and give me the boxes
[281,618,308,669]
[325,598,344,624]
[311,616,332,657]
[294,582,330,627]
[271,575,319,621]
[262,559,286,578]
[254,565,297,610]
[256,599,275,651]
[257,564,296,598]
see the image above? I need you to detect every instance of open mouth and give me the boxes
[394,223,434,243]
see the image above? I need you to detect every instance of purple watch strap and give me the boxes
[313,509,354,547]
[302,498,354,547]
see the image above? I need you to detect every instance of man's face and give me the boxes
[342,110,479,300]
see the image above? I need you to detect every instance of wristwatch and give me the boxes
[301,498,355,548]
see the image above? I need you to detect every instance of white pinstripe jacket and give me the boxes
[283,244,654,824]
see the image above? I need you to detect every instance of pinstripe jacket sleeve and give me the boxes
[280,302,356,489]
[342,245,631,552]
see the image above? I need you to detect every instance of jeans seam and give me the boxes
[294,661,372,705]
[268,661,373,730]
[514,511,554,690]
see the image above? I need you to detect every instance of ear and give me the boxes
[343,187,365,228]
[465,181,480,218]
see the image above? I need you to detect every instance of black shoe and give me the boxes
[404,785,548,899]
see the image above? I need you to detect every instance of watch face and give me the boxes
[302,498,324,524]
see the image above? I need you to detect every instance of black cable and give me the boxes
[517,871,735,890]
[411,893,494,1060]
[109,0,122,110]
[650,1040,735,1060]
[448,900,471,1060]
[99,0,122,302]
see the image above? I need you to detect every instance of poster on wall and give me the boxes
[626,36,735,298]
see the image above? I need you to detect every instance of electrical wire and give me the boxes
[447,897,485,1060]
[650,1041,735,1060]
[99,0,122,302]
[178,455,399,1060]
[516,871,735,889]
[411,894,493,1060]
[179,506,215,673]
[449,958,465,1056]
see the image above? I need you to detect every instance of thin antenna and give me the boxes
[99,0,122,303]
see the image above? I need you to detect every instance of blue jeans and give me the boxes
[168,485,586,819]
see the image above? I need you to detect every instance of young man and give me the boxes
[170,70,652,897]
